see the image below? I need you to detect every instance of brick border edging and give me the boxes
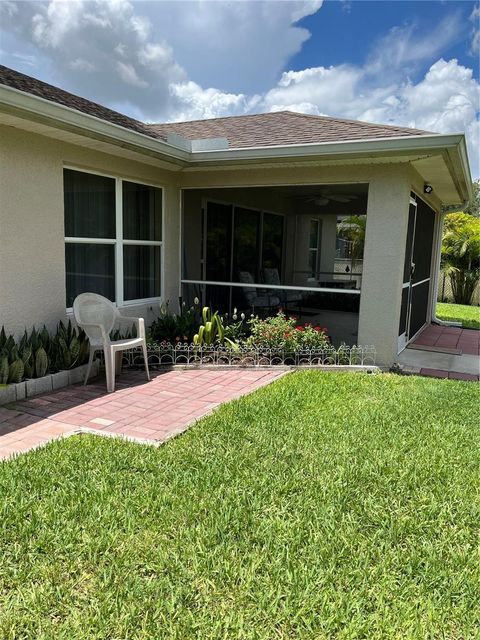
[0,370,290,463]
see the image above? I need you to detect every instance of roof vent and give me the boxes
[166,132,229,152]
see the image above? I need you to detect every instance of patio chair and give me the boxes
[262,268,302,311]
[239,271,280,313]
[73,293,150,393]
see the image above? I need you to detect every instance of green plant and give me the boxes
[223,309,250,342]
[194,307,223,345]
[0,321,90,383]
[0,355,9,385]
[337,214,366,268]
[149,300,200,344]
[442,213,480,305]
[246,312,329,350]
[7,358,24,384]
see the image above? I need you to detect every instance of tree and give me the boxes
[442,212,480,305]
[337,215,366,269]
[464,179,480,217]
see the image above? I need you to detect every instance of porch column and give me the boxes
[162,184,181,311]
[357,167,411,366]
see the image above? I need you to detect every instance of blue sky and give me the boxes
[1,1,479,174]
[294,1,478,78]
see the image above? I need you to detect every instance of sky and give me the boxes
[1,0,479,175]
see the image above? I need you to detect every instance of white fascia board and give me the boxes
[0,82,472,196]
[188,133,467,163]
[0,84,190,166]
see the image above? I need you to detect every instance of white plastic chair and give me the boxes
[73,293,150,393]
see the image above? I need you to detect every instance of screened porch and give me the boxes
[181,184,369,347]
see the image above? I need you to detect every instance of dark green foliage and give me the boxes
[0,321,90,383]
[149,301,200,344]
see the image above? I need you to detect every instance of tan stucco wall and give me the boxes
[357,166,412,364]
[0,125,178,335]
[1,124,440,365]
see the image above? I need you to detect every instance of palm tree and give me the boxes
[337,215,366,271]
[442,213,480,305]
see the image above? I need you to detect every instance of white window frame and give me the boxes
[308,218,321,278]
[64,166,164,310]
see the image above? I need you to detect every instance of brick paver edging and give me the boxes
[0,369,285,461]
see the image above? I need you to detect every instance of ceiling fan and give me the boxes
[301,190,358,206]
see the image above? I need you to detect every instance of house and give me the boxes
[0,65,473,366]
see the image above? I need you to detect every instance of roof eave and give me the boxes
[0,83,191,168]
[0,82,472,202]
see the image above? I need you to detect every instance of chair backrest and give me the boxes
[73,293,118,345]
[239,271,257,304]
[263,268,281,286]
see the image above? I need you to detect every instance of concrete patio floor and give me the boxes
[0,368,284,461]
[397,324,480,380]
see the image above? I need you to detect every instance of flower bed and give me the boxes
[0,321,94,405]
[142,307,376,369]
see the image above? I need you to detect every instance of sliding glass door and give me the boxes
[203,201,284,310]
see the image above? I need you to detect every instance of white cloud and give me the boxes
[470,5,480,55]
[366,13,463,78]
[0,0,478,176]
[0,0,323,118]
[260,58,480,178]
[169,81,259,122]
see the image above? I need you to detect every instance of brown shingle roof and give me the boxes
[0,64,158,139]
[0,64,433,149]
[151,111,432,148]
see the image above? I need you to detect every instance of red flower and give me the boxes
[295,325,304,332]
[314,326,322,332]
[323,327,328,333]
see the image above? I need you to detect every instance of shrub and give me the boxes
[442,213,480,305]
[246,312,329,350]
[149,300,200,344]
[0,321,89,383]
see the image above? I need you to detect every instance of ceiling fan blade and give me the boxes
[328,195,353,203]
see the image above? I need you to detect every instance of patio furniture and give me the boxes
[239,271,280,313]
[262,268,302,311]
[73,293,150,393]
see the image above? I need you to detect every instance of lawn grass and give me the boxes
[436,302,480,329]
[1,372,479,639]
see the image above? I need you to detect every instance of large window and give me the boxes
[64,169,162,307]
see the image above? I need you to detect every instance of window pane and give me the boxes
[65,243,115,307]
[206,202,232,282]
[262,213,284,275]
[64,169,115,238]
[123,245,161,301]
[309,220,319,249]
[308,249,317,277]
[123,181,162,241]
[233,207,260,281]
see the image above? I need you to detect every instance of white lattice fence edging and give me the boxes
[121,343,376,369]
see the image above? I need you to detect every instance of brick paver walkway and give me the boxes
[408,324,480,381]
[0,369,284,461]
[411,325,479,355]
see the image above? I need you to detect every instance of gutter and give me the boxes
[0,82,473,198]
[0,84,190,168]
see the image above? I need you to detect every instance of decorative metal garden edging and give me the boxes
[122,343,376,368]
